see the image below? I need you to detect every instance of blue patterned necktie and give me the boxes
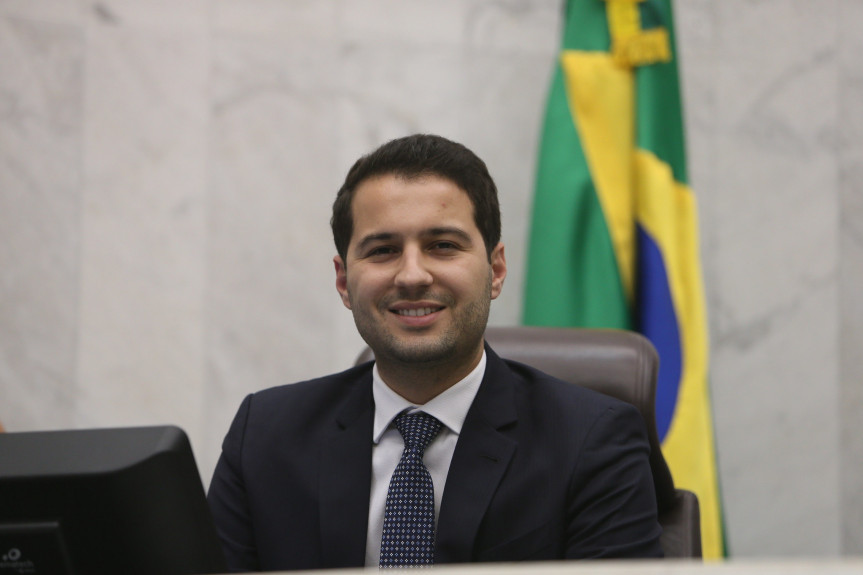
[379,411,443,568]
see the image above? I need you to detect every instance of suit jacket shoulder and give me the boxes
[208,363,376,571]
[232,362,374,438]
[436,347,663,562]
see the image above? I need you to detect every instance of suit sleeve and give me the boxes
[565,401,664,558]
[207,394,262,572]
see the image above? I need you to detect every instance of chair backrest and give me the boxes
[355,326,702,558]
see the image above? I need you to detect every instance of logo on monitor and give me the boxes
[1,547,37,573]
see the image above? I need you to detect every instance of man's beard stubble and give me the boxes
[349,277,492,368]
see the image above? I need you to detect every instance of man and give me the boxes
[207,134,663,571]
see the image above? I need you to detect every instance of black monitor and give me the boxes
[0,425,227,575]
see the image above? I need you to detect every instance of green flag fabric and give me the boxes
[523,0,724,559]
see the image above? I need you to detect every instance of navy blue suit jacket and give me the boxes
[207,346,663,571]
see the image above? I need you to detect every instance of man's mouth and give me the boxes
[394,307,443,317]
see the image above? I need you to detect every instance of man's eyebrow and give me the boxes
[355,232,397,253]
[354,227,474,254]
[425,227,474,244]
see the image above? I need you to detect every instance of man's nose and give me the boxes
[394,247,433,288]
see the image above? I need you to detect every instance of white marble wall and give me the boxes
[0,0,860,559]
[675,0,846,557]
[837,0,863,556]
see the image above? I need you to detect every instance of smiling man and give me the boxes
[207,135,663,572]
[335,172,505,405]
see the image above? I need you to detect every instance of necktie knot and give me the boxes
[393,411,442,456]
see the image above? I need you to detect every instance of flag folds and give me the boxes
[523,0,723,559]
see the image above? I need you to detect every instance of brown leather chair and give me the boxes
[355,326,702,558]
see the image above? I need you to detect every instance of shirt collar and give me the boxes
[372,351,486,444]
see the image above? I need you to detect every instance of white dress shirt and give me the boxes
[364,352,486,567]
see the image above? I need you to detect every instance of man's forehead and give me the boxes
[351,174,473,211]
[348,177,479,249]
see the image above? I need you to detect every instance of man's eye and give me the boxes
[432,241,458,251]
[367,246,396,257]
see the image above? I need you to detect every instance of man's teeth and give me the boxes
[397,307,436,317]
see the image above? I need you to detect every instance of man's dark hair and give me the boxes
[331,134,501,262]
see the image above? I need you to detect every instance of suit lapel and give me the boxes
[318,373,374,568]
[435,347,518,564]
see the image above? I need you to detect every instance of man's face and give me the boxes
[334,174,506,370]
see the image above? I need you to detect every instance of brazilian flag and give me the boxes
[523,0,724,559]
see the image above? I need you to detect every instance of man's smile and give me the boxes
[393,306,444,317]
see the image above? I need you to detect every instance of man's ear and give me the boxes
[489,242,507,300]
[334,255,352,309]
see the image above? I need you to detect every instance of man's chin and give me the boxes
[384,344,452,365]
[374,335,456,365]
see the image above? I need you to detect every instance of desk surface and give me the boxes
[273,559,863,575]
